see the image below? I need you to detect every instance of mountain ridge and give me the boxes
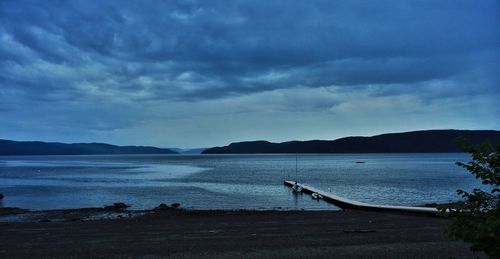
[202,130,500,154]
[0,139,178,155]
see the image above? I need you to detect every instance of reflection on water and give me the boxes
[0,153,478,210]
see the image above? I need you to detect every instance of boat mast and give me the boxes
[295,152,298,183]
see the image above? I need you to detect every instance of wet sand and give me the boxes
[0,207,485,258]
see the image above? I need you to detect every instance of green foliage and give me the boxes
[443,139,500,258]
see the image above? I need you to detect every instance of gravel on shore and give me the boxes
[0,207,486,258]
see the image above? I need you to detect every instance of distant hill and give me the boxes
[202,130,500,154]
[0,139,178,155]
[180,148,208,154]
[168,148,207,154]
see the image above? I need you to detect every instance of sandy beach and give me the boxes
[0,207,485,258]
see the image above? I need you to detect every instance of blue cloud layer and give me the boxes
[0,0,499,146]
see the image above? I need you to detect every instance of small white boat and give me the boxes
[292,183,303,193]
[311,192,323,200]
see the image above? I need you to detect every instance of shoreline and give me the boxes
[0,199,466,223]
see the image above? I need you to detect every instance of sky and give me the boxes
[0,0,499,148]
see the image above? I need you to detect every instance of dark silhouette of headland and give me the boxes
[202,130,500,154]
[0,139,177,155]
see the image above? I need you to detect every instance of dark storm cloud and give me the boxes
[0,0,499,146]
[1,0,498,102]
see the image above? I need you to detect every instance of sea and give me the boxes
[0,153,480,211]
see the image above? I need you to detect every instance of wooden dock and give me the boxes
[284,180,438,215]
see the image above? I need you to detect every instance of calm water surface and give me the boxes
[0,153,479,210]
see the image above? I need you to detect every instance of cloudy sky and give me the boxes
[0,1,499,148]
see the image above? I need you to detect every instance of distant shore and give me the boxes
[0,205,484,258]
[203,129,500,154]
